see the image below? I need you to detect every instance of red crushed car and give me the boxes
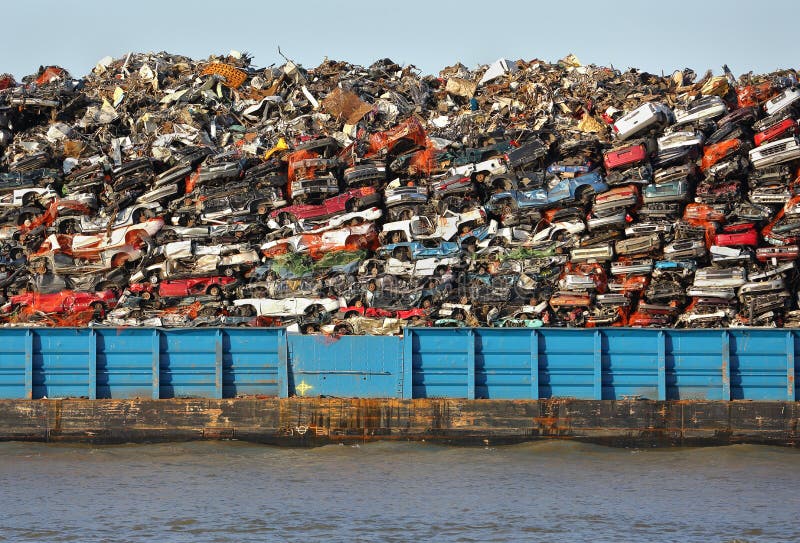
[700,139,743,172]
[683,203,727,223]
[754,118,798,147]
[736,82,777,109]
[603,141,650,170]
[714,223,758,247]
[3,289,118,314]
[269,187,380,225]
[756,245,799,261]
[338,305,394,319]
[129,276,236,300]
[365,117,427,159]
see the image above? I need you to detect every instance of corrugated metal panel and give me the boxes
[160,329,221,398]
[474,329,534,399]
[0,327,799,401]
[0,330,30,399]
[730,330,793,401]
[96,328,157,399]
[32,329,93,399]
[223,329,284,398]
[408,328,472,398]
[602,329,660,400]
[666,330,726,400]
[538,329,598,399]
[794,331,800,402]
[288,334,402,398]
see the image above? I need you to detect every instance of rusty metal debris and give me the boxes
[1,51,800,332]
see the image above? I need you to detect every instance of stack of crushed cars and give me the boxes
[2,51,800,333]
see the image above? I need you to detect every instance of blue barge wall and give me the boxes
[0,327,797,402]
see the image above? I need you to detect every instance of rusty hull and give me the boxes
[0,398,796,447]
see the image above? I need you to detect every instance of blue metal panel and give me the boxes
[0,326,798,402]
[96,328,158,399]
[601,329,660,400]
[151,329,160,399]
[402,333,413,399]
[531,330,539,400]
[784,330,800,402]
[657,331,666,401]
[665,330,726,400]
[474,328,533,399]
[223,328,283,398]
[32,329,92,399]
[25,329,32,399]
[721,330,731,400]
[160,329,218,398]
[408,328,471,398]
[538,329,596,399]
[729,330,793,401]
[0,330,30,399]
[88,329,96,400]
[593,330,602,400]
[466,329,475,400]
[794,331,800,402]
[288,334,402,398]
[215,329,223,399]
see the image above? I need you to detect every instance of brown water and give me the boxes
[0,441,798,542]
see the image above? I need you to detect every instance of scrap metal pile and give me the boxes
[2,51,800,332]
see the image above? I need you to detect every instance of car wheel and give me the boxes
[333,323,354,335]
[95,282,116,293]
[17,212,34,226]
[141,290,153,301]
[237,305,255,317]
[577,186,595,206]
[256,203,269,215]
[148,272,160,284]
[133,208,154,223]
[207,285,222,297]
[393,247,410,261]
[305,304,325,318]
[111,253,130,268]
[90,302,106,316]
[59,219,80,234]
[223,267,235,277]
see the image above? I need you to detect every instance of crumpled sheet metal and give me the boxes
[0,51,799,333]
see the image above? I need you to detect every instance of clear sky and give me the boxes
[4,0,798,79]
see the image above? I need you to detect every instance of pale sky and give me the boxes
[3,0,798,79]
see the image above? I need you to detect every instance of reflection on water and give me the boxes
[0,441,798,542]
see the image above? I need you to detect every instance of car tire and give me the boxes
[577,186,595,206]
[111,253,130,268]
[305,304,325,318]
[334,323,354,335]
[237,305,255,317]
